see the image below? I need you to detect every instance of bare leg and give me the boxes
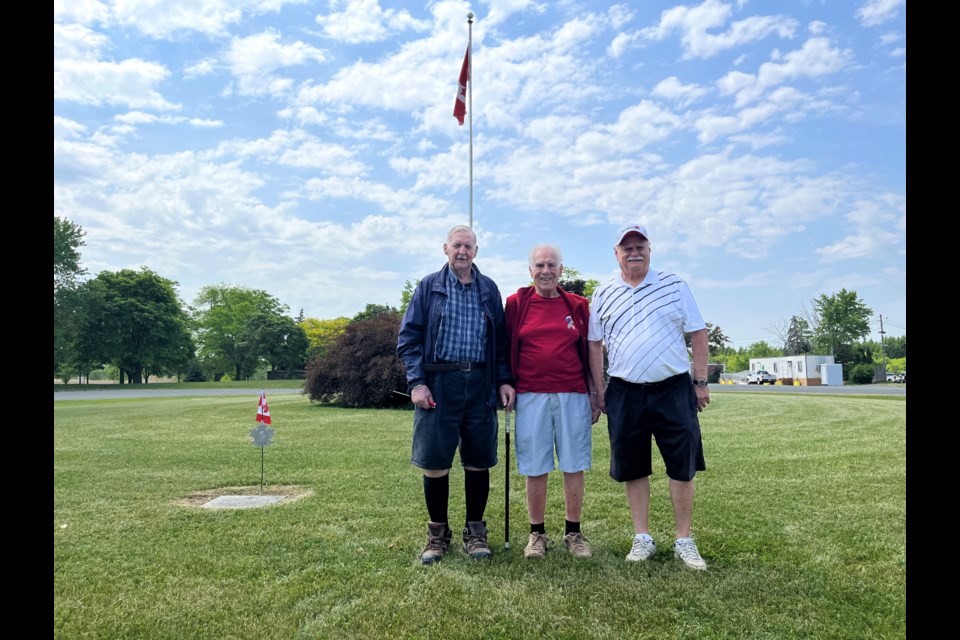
[562,471,584,522]
[625,477,651,534]
[669,478,694,538]
[526,474,548,525]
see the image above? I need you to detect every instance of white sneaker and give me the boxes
[673,537,707,570]
[626,535,656,562]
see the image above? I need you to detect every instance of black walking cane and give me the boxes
[504,407,511,550]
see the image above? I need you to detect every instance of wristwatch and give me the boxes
[694,378,709,387]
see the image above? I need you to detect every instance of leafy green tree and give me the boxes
[304,313,407,408]
[192,285,289,380]
[684,322,729,357]
[54,217,87,376]
[849,363,875,384]
[706,323,730,356]
[73,268,194,384]
[352,303,399,323]
[746,341,783,359]
[884,335,906,359]
[54,217,86,293]
[400,280,418,316]
[242,312,309,372]
[884,357,906,375]
[301,317,350,360]
[812,289,872,357]
[559,267,600,299]
[783,315,813,355]
[720,349,750,373]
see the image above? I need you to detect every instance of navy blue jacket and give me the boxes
[397,263,513,408]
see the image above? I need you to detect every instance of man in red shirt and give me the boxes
[505,244,601,559]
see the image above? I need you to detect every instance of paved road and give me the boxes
[54,383,904,402]
[54,388,306,401]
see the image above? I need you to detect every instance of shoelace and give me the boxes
[425,533,450,551]
[632,538,653,551]
[675,540,701,559]
[566,533,587,550]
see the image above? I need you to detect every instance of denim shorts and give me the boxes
[514,392,592,476]
[410,368,498,470]
[605,373,706,482]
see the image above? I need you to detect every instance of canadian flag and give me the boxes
[256,391,271,424]
[453,47,469,125]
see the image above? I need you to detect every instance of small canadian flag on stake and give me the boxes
[256,391,271,424]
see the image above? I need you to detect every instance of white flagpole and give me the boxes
[467,11,474,228]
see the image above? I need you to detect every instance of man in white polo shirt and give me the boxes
[588,223,711,570]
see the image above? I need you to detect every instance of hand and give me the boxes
[590,389,605,415]
[590,405,602,425]
[411,384,436,410]
[499,384,516,412]
[694,386,710,413]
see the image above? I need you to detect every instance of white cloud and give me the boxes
[54,23,110,61]
[716,37,853,110]
[856,0,903,27]
[653,76,709,108]
[55,57,179,110]
[110,0,309,39]
[639,0,798,60]
[54,116,87,139]
[54,22,179,110]
[224,30,326,96]
[315,0,430,44]
[54,0,111,26]
[184,60,216,79]
[608,31,639,58]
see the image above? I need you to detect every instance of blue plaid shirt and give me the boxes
[435,267,486,362]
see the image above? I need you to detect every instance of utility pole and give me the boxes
[878,314,887,373]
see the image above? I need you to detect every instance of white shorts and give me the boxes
[514,392,592,476]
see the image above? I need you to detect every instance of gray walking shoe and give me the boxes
[420,522,452,565]
[462,520,492,559]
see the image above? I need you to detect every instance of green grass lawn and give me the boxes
[54,392,906,640]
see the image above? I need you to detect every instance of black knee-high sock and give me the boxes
[423,475,449,525]
[464,469,490,524]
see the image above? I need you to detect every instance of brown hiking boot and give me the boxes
[563,531,593,558]
[420,523,452,565]
[462,520,492,559]
[523,532,549,558]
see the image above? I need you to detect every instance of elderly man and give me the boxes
[588,223,711,570]
[505,244,600,559]
[397,224,516,564]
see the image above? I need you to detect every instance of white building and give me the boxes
[748,355,836,386]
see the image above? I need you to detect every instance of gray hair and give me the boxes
[447,224,477,245]
[528,243,563,267]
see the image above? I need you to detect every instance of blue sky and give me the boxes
[54,0,906,348]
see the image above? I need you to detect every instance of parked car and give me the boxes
[747,370,776,385]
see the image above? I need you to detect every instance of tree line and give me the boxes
[54,216,904,398]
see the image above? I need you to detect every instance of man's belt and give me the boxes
[424,361,486,371]
[612,372,686,390]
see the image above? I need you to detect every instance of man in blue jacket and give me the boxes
[397,225,516,564]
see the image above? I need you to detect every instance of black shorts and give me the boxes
[605,373,706,482]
